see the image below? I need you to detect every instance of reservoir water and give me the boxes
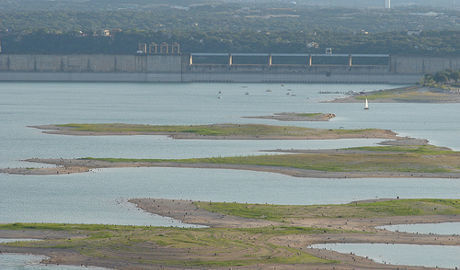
[1,82,460,268]
[0,239,109,270]
[1,82,460,224]
[0,253,109,270]
[380,222,460,235]
[312,243,460,269]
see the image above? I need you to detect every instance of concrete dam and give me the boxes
[0,53,458,83]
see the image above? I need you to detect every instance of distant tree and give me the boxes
[446,70,460,82]
[434,72,449,83]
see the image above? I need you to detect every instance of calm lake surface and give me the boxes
[1,82,460,225]
[380,222,460,235]
[312,243,460,269]
[1,82,460,268]
[0,239,109,270]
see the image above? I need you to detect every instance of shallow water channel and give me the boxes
[311,243,460,269]
[0,239,109,270]
[380,222,460,235]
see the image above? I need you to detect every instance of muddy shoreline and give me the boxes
[130,198,460,232]
[30,124,399,140]
[3,157,460,179]
[243,112,336,122]
[1,198,459,270]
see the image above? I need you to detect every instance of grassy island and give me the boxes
[195,199,460,221]
[330,86,460,103]
[30,123,396,140]
[79,144,460,175]
[4,144,460,178]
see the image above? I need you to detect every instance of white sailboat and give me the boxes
[364,98,369,110]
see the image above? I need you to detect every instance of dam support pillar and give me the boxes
[348,54,353,68]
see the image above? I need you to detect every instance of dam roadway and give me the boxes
[0,53,458,83]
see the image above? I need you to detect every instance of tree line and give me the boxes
[423,70,460,85]
[0,30,458,56]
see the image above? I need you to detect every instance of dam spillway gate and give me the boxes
[189,53,390,68]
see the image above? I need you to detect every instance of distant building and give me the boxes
[138,42,181,55]
[307,41,319,49]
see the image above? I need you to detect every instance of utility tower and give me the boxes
[385,0,391,9]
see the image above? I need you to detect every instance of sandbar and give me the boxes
[243,112,336,121]
[30,123,398,140]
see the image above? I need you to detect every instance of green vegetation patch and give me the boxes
[237,226,348,235]
[195,199,460,221]
[58,123,385,138]
[346,145,453,155]
[0,223,334,267]
[355,87,454,102]
[83,144,460,174]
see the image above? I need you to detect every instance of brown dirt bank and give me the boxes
[129,198,278,228]
[0,166,90,175]
[4,158,460,179]
[243,113,336,122]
